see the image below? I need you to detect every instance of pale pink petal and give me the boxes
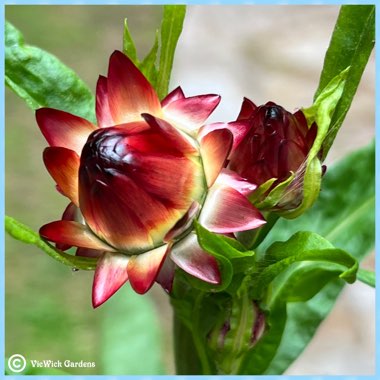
[163,94,221,131]
[107,50,161,124]
[40,220,114,251]
[161,86,185,107]
[36,108,97,155]
[198,120,251,154]
[199,129,233,187]
[96,75,115,128]
[43,147,80,206]
[128,244,168,294]
[215,169,257,196]
[170,233,220,284]
[199,185,266,233]
[92,252,129,308]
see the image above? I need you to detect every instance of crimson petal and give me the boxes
[40,220,114,251]
[200,185,266,233]
[43,147,80,206]
[155,254,176,293]
[161,86,185,107]
[92,252,129,308]
[107,50,161,124]
[170,233,220,284]
[128,244,168,294]
[36,108,97,155]
[96,75,115,128]
[237,97,257,120]
[200,129,233,187]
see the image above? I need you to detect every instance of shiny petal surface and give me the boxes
[128,244,168,294]
[92,252,129,308]
[170,233,220,284]
[200,129,233,187]
[155,254,176,293]
[216,169,257,196]
[107,50,161,124]
[36,108,97,155]
[198,120,251,154]
[40,220,114,251]
[56,202,79,251]
[200,185,266,233]
[96,75,115,128]
[163,94,221,131]
[237,97,257,120]
[43,147,80,206]
[141,113,198,154]
[161,86,185,107]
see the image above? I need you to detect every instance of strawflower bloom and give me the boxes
[36,51,265,307]
[228,99,319,211]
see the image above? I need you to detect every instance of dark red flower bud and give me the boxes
[228,99,319,210]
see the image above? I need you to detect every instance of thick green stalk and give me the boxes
[173,313,203,374]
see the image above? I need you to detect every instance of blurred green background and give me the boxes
[5,5,375,376]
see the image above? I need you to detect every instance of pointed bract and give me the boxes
[40,220,114,251]
[171,233,220,284]
[43,147,80,206]
[36,108,97,155]
[200,129,233,187]
[128,244,168,294]
[200,185,266,233]
[107,50,161,124]
[163,94,221,131]
[92,252,129,308]
[96,75,115,128]
[161,86,185,107]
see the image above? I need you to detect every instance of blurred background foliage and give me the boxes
[5,5,374,375]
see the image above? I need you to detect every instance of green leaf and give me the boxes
[5,215,97,270]
[257,141,375,374]
[314,5,375,160]
[5,21,95,122]
[357,268,375,287]
[140,29,159,87]
[195,222,255,260]
[100,286,165,375]
[156,5,186,100]
[252,231,358,300]
[123,18,138,65]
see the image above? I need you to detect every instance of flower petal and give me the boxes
[36,108,97,155]
[163,94,221,131]
[141,113,198,154]
[56,202,79,251]
[198,120,251,154]
[155,254,176,293]
[200,185,266,233]
[43,147,80,206]
[92,252,129,308]
[215,169,257,196]
[96,75,115,128]
[40,220,114,251]
[161,86,185,107]
[128,244,168,294]
[107,50,161,124]
[76,247,104,258]
[237,97,257,120]
[200,129,233,187]
[170,233,220,284]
